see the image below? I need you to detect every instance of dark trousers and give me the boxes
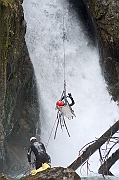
[36,153,51,169]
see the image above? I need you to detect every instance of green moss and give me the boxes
[16,37,20,42]
[5,39,9,48]
[3,89,12,128]
[27,82,31,87]
[6,89,11,100]
[0,0,22,130]
[10,72,17,79]
[0,0,14,8]
[0,0,20,67]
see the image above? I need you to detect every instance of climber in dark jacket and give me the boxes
[27,137,51,169]
[61,93,75,106]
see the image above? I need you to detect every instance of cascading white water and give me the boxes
[23,0,119,178]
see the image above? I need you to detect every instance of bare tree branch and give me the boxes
[98,148,119,176]
[68,120,119,171]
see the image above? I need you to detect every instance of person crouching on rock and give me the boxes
[27,137,51,169]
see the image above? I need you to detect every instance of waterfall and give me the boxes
[23,0,119,177]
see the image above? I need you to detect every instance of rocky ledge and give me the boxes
[0,167,81,180]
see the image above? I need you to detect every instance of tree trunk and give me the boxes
[98,148,119,176]
[68,120,119,171]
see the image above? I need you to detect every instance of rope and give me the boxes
[62,8,68,106]
[62,8,66,86]
[46,118,58,148]
[46,8,67,146]
[13,166,30,179]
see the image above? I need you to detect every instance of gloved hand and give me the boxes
[29,162,32,165]
[68,93,72,97]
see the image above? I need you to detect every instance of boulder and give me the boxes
[20,167,81,180]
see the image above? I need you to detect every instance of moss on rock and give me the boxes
[0,0,39,175]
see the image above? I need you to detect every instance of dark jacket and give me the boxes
[61,95,75,106]
[27,141,46,163]
[68,96,75,106]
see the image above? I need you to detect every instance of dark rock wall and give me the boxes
[84,0,119,101]
[0,0,39,175]
[67,0,98,46]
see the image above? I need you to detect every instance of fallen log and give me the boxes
[98,148,119,176]
[68,120,119,171]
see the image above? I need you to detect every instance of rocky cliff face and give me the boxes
[0,0,39,175]
[84,0,119,101]
[0,0,119,178]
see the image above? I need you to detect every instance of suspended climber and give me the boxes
[56,92,76,119]
[53,80,76,139]
[53,12,76,139]
[57,93,75,107]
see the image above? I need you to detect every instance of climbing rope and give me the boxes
[46,8,68,145]
[45,118,58,148]
[13,166,30,179]
[62,8,68,105]
[62,8,66,90]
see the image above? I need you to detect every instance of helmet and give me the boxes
[30,137,36,142]
[56,101,64,107]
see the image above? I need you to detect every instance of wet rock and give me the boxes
[20,167,81,180]
[0,173,13,180]
[0,0,39,175]
[84,0,119,101]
